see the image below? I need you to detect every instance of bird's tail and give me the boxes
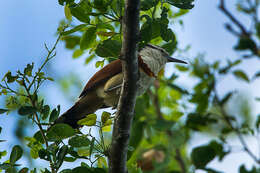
[54,104,82,128]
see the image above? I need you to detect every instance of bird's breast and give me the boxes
[136,69,155,96]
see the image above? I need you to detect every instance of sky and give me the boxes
[0,0,259,172]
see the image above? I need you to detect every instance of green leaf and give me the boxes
[77,114,97,126]
[166,0,194,9]
[68,135,91,147]
[18,106,36,116]
[49,105,60,122]
[46,124,75,141]
[186,113,217,130]
[62,24,87,36]
[253,71,260,80]
[56,145,68,169]
[256,115,260,129]
[101,111,111,124]
[153,119,174,131]
[233,70,249,82]
[69,136,91,148]
[256,22,260,39]
[10,145,23,164]
[239,165,258,173]
[64,4,72,20]
[33,130,45,144]
[175,64,189,72]
[73,49,84,59]
[0,151,7,159]
[80,27,97,50]
[140,19,152,43]
[71,167,92,173]
[95,39,121,57]
[24,63,34,77]
[95,60,105,68]
[3,71,18,83]
[162,41,177,55]
[191,145,216,168]
[93,0,108,13]
[58,0,74,6]
[161,28,175,42]
[234,37,257,53]
[69,0,91,23]
[140,0,159,11]
[62,36,80,49]
[60,169,73,173]
[0,109,8,114]
[41,105,50,120]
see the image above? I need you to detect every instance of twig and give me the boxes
[219,0,249,36]
[28,35,61,91]
[0,82,28,97]
[147,88,163,119]
[214,87,260,164]
[108,0,140,172]
[175,148,187,173]
[149,85,187,173]
[23,82,57,173]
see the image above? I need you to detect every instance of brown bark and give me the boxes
[108,0,140,172]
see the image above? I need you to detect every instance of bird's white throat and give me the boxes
[139,46,168,75]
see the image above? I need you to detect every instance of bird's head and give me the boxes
[139,44,187,74]
[143,44,187,64]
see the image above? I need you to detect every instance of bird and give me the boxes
[54,44,187,128]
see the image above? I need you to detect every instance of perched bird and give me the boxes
[54,44,187,128]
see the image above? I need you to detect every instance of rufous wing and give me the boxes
[79,59,122,98]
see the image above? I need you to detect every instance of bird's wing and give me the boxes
[79,59,122,98]
[104,73,123,92]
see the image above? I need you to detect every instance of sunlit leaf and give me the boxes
[64,4,72,20]
[62,24,87,36]
[73,49,84,59]
[101,111,111,124]
[233,70,249,82]
[80,27,96,50]
[102,125,111,132]
[69,0,91,23]
[77,114,97,126]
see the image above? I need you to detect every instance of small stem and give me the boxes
[175,149,187,173]
[214,87,260,164]
[1,81,28,97]
[28,35,61,91]
[219,0,249,36]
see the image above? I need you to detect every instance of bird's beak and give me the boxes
[166,56,187,64]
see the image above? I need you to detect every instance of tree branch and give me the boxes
[108,0,140,172]
[219,0,249,36]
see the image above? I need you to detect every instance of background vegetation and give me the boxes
[0,0,259,172]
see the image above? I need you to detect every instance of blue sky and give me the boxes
[0,0,259,172]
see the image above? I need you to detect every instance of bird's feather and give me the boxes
[79,59,122,98]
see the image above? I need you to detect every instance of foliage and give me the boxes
[1,0,260,173]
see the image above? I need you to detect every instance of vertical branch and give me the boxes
[108,0,140,172]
